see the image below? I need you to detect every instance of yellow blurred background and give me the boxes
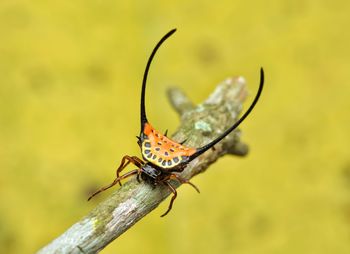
[1,1,350,253]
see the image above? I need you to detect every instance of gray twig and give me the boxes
[37,76,249,254]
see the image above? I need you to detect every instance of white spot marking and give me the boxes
[237,76,246,84]
[195,120,212,133]
[106,199,138,232]
[225,77,233,84]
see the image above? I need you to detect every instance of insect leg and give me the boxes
[88,169,139,201]
[169,174,200,193]
[116,155,144,186]
[160,181,177,217]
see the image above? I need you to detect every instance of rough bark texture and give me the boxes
[37,76,250,254]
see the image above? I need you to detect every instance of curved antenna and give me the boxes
[189,68,264,160]
[140,29,177,133]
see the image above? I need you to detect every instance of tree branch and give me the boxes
[37,76,249,254]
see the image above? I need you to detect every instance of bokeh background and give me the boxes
[1,1,350,253]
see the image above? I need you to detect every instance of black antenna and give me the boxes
[140,29,177,133]
[189,68,264,160]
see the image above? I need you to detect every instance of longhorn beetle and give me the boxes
[88,29,264,217]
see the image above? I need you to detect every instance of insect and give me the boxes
[88,29,264,217]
